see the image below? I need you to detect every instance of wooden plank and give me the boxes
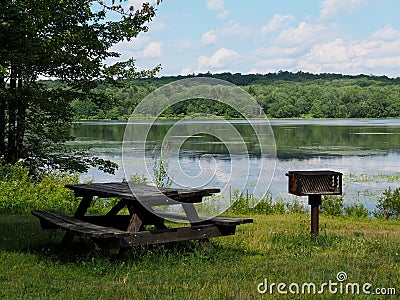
[81,215,131,230]
[152,210,253,225]
[123,224,236,247]
[212,217,253,226]
[65,183,133,199]
[105,199,129,216]
[65,182,220,204]
[31,210,130,238]
[73,195,93,218]
[127,214,142,232]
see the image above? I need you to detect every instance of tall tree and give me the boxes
[0,0,161,173]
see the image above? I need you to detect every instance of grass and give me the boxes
[0,214,399,299]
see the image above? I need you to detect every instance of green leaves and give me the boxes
[375,187,400,219]
[0,0,162,174]
[0,161,78,214]
[103,58,161,84]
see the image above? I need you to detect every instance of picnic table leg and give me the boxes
[105,199,129,216]
[182,203,201,223]
[73,195,94,218]
[61,195,93,247]
[182,203,211,251]
[117,203,147,261]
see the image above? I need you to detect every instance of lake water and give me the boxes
[71,119,400,211]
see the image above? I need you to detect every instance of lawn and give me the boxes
[0,214,399,299]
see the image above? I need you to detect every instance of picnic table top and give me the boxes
[65,182,220,204]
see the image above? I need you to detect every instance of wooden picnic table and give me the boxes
[32,182,252,259]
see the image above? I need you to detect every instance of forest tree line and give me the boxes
[64,71,400,120]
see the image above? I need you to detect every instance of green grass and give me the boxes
[0,214,399,299]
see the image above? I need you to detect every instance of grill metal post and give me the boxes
[308,195,321,237]
[286,170,342,237]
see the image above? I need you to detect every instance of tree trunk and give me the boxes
[16,73,26,161]
[7,66,17,163]
[0,73,5,157]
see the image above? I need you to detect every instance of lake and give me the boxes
[71,119,400,211]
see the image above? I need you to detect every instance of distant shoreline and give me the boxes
[73,117,400,123]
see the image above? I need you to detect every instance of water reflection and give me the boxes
[71,119,400,210]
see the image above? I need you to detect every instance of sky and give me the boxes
[110,0,400,77]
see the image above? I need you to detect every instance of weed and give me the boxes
[374,187,400,219]
[125,173,148,184]
[152,144,172,188]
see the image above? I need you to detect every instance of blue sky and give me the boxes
[111,0,400,77]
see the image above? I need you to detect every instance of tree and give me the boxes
[0,0,162,173]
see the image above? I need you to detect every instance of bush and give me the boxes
[0,160,80,214]
[285,199,307,214]
[320,195,344,216]
[228,191,253,214]
[374,187,400,219]
[228,192,305,215]
[344,203,370,218]
[127,173,148,184]
[253,196,278,215]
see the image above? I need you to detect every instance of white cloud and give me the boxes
[181,67,192,75]
[207,0,224,11]
[362,56,400,73]
[217,10,230,19]
[250,46,303,74]
[108,35,150,61]
[202,30,218,46]
[149,21,167,32]
[198,48,239,71]
[261,14,295,34]
[299,39,351,68]
[206,0,229,20]
[142,41,163,58]
[370,25,400,41]
[255,58,297,71]
[319,0,366,20]
[249,23,400,77]
[178,40,195,51]
[202,21,250,45]
[275,22,330,47]
[298,32,400,76]
[253,46,305,59]
[219,21,251,37]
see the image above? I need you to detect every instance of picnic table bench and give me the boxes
[32,182,252,258]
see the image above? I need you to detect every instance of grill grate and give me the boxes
[286,170,342,196]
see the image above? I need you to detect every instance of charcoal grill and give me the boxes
[286,170,343,236]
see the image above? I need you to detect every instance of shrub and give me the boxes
[320,195,344,216]
[128,173,148,184]
[228,192,305,215]
[374,187,400,219]
[286,199,307,214]
[0,160,79,214]
[253,195,277,215]
[344,203,370,218]
[228,191,252,214]
[272,200,286,215]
